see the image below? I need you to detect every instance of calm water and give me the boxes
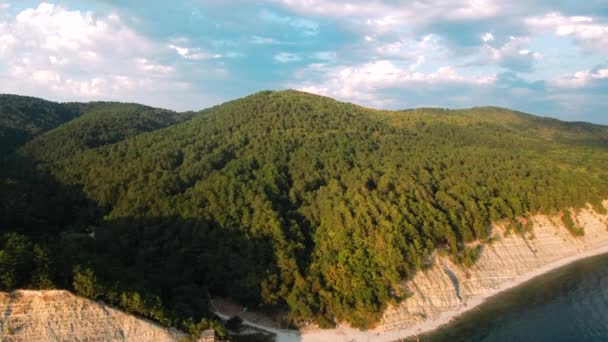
[421,253,608,342]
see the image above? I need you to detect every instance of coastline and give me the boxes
[375,242,608,342]
[215,242,608,342]
[212,206,608,342]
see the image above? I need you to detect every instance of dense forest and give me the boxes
[0,95,82,154]
[1,90,608,333]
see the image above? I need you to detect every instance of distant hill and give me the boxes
[396,106,608,146]
[22,102,194,162]
[1,90,607,332]
[0,94,81,153]
[0,95,196,154]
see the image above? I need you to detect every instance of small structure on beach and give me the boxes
[198,329,216,342]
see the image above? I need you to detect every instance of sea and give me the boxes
[419,252,608,341]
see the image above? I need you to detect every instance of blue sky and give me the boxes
[0,1,607,124]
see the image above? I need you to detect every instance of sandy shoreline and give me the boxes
[372,242,608,342]
[214,240,608,342]
[210,205,608,342]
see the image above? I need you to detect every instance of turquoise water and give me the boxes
[420,253,608,342]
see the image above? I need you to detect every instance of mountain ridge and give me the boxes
[1,89,607,332]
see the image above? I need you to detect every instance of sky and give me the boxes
[0,1,607,124]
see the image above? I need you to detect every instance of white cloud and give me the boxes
[482,32,495,42]
[135,58,175,74]
[276,0,502,27]
[549,68,608,88]
[291,60,496,108]
[13,4,138,52]
[409,56,426,71]
[274,52,301,63]
[527,12,608,53]
[482,36,541,72]
[30,69,61,83]
[169,44,223,60]
[373,34,443,60]
[0,32,15,52]
[0,2,224,110]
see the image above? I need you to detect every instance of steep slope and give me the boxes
[384,204,608,338]
[0,97,215,337]
[0,290,184,341]
[22,102,193,162]
[299,201,608,341]
[13,90,608,329]
[0,95,81,153]
[0,94,195,155]
[1,99,194,237]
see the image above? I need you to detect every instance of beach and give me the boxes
[214,204,608,341]
[302,243,608,342]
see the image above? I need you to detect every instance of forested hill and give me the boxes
[0,94,193,154]
[0,94,81,153]
[396,106,608,146]
[1,90,608,334]
[22,103,194,162]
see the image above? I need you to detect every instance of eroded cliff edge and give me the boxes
[2,203,608,342]
[0,290,184,341]
[301,201,608,341]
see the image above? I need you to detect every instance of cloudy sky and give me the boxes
[0,1,607,123]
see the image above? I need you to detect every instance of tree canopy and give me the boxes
[2,90,608,330]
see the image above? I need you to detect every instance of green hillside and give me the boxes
[22,102,193,162]
[1,90,607,333]
[0,94,82,153]
[395,106,608,146]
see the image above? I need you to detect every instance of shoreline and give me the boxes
[214,240,608,342]
[378,242,608,341]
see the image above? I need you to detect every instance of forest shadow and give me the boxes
[0,151,288,338]
[0,152,101,238]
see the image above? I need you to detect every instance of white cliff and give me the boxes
[0,290,185,341]
[300,202,608,341]
[3,203,608,342]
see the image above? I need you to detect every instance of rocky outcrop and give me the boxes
[0,290,184,341]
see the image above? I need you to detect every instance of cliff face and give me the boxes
[376,202,608,337]
[0,290,184,342]
[2,205,608,342]
[299,202,608,341]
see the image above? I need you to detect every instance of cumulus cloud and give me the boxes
[1,0,607,123]
[274,0,511,47]
[274,1,608,58]
[549,67,608,88]
[292,60,496,108]
[0,2,225,110]
[482,36,541,72]
[527,12,608,53]
[0,3,167,98]
[276,0,501,23]
[372,34,444,61]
